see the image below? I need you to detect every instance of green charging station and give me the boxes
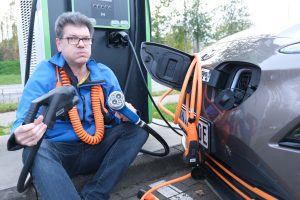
[17,0,152,122]
[72,0,131,30]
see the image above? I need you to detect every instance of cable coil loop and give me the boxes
[58,68,105,145]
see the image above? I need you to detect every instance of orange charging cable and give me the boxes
[205,153,278,200]
[56,67,105,145]
[141,54,202,200]
[158,53,202,164]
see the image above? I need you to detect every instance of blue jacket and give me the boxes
[11,52,121,143]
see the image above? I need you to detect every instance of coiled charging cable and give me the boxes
[57,68,105,145]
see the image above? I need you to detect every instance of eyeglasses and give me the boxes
[60,37,94,45]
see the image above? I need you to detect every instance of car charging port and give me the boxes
[207,62,260,110]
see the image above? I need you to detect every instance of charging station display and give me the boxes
[72,0,130,29]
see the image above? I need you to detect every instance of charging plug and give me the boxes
[107,31,129,48]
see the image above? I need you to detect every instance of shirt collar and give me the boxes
[49,52,97,68]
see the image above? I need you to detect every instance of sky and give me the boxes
[244,0,300,26]
[0,1,10,22]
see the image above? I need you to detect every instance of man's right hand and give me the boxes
[14,115,47,146]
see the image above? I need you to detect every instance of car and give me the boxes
[141,22,300,200]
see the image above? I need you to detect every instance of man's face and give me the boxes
[56,24,92,67]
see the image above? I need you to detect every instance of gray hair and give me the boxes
[55,12,94,38]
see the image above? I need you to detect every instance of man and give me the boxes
[8,12,148,200]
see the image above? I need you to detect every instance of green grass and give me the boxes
[0,60,21,84]
[0,102,18,113]
[0,60,21,74]
[0,101,18,135]
[152,103,177,121]
[0,125,10,136]
[152,90,180,97]
[0,74,21,84]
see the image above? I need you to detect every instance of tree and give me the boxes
[213,0,252,40]
[151,0,173,43]
[187,0,212,52]
[0,0,19,60]
[0,21,3,42]
[164,24,193,53]
[162,2,193,53]
[182,0,191,52]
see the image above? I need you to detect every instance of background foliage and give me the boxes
[150,0,252,53]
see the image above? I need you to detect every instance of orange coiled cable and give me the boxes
[58,68,105,145]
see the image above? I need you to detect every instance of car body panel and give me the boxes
[198,23,300,199]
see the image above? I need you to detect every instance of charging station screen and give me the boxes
[72,0,130,29]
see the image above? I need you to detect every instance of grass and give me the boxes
[0,102,17,135]
[152,90,180,97]
[152,103,177,122]
[0,60,21,74]
[0,125,11,136]
[0,102,18,113]
[0,74,21,84]
[0,60,22,84]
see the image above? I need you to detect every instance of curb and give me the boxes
[0,145,186,200]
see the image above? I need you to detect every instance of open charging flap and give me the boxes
[140,42,193,91]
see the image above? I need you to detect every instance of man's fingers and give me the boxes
[15,115,44,134]
[115,112,121,118]
[15,121,47,146]
[29,123,47,144]
[34,115,44,125]
[15,123,35,133]
[22,138,39,146]
[115,112,129,121]
[21,135,38,146]
[32,122,47,139]
[14,125,36,144]
[19,123,47,146]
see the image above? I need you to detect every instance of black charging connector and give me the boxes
[107,31,129,48]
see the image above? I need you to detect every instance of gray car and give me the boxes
[141,23,300,199]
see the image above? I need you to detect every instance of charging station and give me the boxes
[17,0,151,122]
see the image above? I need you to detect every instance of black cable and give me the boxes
[139,123,169,156]
[24,0,38,85]
[151,121,182,131]
[119,32,182,137]
[32,183,39,200]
